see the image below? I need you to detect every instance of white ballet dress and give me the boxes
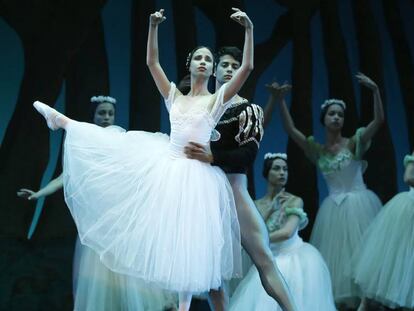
[351,186,414,309]
[72,237,177,311]
[307,128,382,306]
[230,191,336,311]
[63,83,241,293]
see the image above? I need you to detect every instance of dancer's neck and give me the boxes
[188,76,210,96]
[325,129,343,147]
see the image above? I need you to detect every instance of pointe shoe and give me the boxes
[33,101,62,130]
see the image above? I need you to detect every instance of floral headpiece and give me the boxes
[321,98,346,111]
[90,96,117,105]
[264,153,287,161]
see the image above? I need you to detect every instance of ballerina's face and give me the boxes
[215,54,241,85]
[268,158,288,188]
[93,102,115,128]
[189,48,214,78]
[324,104,344,130]
[404,161,414,186]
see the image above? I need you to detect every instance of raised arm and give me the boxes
[262,82,279,129]
[146,9,171,98]
[17,173,63,200]
[222,8,254,103]
[275,83,308,151]
[356,72,385,144]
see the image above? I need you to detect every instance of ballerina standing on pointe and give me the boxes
[273,73,384,310]
[31,7,275,311]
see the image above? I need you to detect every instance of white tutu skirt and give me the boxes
[351,191,414,309]
[230,235,336,311]
[310,189,381,306]
[63,122,241,293]
[72,238,177,311]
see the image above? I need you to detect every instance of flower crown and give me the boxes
[321,98,346,110]
[404,155,414,167]
[90,96,117,105]
[264,152,287,161]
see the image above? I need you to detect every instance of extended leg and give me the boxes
[227,174,297,311]
[33,101,70,130]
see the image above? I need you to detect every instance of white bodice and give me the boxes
[168,105,215,158]
[165,82,230,159]
[323,158,367,203]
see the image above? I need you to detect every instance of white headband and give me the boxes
[321,98,346,110]
[90,95,117,104]
[264,153,287,161]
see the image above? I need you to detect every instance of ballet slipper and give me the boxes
[33,101,63,130]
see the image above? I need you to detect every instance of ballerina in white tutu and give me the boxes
[19,97,177,311]
[229,153,336,311]
[352,152,414,311]
[273,73,384,309]
[31,7,260,310]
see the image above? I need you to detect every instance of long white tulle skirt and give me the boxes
[310,189,381,306]
[72,238,177,311]
[351,191,414,309]
[63,121,241,293]
[230,235,336,311]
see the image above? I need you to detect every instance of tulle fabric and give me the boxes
[230,235,336,311]
[310,188,382,306]
[351,190,414,309]
[62,83,241,293]
[72,238,177,311]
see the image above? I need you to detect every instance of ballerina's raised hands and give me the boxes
[355,72,384,145]
[149,9,166,26]
[230,7,253,29]
[356,72,378,90]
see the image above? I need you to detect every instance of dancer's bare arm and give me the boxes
[17,173,63,200]
[146,9,171,99]
[275,83,308,151]
[355,72,384,144]
[269,216,300,243]
[222,8,254,103]
[268,196,303,243]
[262,82,280,128]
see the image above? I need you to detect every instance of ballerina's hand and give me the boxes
[356,72,378,91]
[150,9,166,26]
[265,81,292,99]
[17,188,38,200]
[278,192,292,207]
[230,8,253,29]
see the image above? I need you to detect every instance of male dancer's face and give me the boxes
[215,54,240,86]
